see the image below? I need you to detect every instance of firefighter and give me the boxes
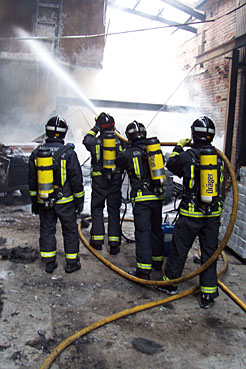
[82,112,125,255]
[28,116,84,274]
[156,116,224,309]
[115,121,165,280]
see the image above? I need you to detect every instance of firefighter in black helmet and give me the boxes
[28,116,84,274]
[115,121,165,280]
[83,112,125,255]
[156,116,224,309]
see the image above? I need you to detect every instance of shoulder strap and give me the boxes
[187,148,200,162]
[53,144,72,161]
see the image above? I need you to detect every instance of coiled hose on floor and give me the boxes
[40,143,244,369]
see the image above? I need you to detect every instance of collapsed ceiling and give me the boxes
[107,0,205,34]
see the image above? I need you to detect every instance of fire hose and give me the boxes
[40,142,244,369]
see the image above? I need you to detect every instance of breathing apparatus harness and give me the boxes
[146,137,166,196]
[185,146,220,215]
[102,130,117,181]
[131,140,165,200]
[36,144,73,209]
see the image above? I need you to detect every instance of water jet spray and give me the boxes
[16,28,97,117]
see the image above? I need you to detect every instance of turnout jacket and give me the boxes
[167,142,223,217]
[28,138,84,206]
[83,126,125,177]
[115,139,164,202]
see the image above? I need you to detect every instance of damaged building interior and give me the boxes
[0,0,246,368]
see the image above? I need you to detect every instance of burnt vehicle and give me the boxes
[0,143,36,205]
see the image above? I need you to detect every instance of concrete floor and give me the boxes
[0,195,246,369]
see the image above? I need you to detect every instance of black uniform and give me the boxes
[83,126,124,249]
[115,139,164,278]
[164,142,223,298]
[28,137,84,266]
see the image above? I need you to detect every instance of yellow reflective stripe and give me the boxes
[133,189,163,201]
[189,164,195,188]
[65,253,79,260]
[29,190,37,196]
[188,202,195,213]
[170,151,180,158]
[96,144,100,162]
[163,274,178,286]
[74,190,85,198]
[56,195,74,204]
[133,157,141,179]
[92,235,104,241]
[108,236,120,242]
[180,207,222,218]
[133,196,164,201]
[92,171,102,176]
[220,165,224,183]
[137,263,152,270]
[88,130,97,136]
[152,255,163,261]
[61,159,66,186]
[40,251,56,258]
[200,286,217,294]
[119,145,125,152]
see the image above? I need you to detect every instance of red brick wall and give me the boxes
[176,0,237,156]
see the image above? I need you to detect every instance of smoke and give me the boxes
[80,6,224,152]
[0,28,98,158]
[0,8,225,159]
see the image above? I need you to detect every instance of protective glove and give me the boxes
[31,197,39,215]
[177,138,192,148]
[75,199,84,220]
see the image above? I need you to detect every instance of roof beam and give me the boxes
[108,2,197,33]
[159,0,205,20]
[57,97,197,113]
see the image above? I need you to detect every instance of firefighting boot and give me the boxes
[110,246,120,255]
[152,261,163,271]
[65,260,81,273]
[90,239,102,250]
[200,290,219,309]
[129,270,150,280]
[45,260,58,274]
[155,283,178,295]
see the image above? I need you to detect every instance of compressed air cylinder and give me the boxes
[37,147,54,199]
[103,131,116,172]
[146,137,166,187]
[200,146,218,204]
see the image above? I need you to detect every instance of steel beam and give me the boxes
[108,2,197,33]
[56,97,197,112]
[159,0,205,20]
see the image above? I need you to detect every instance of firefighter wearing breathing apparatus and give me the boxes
[156,116,224,309]
[82,112,125,255]
[28,116,84,274]
[115,121,165,280]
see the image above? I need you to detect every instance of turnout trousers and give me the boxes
[165,215,220,297]
[133,200,164,277]
[90,174,122,247]
[39,201,80,265]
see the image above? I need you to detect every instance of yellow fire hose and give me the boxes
[40,142,245,369]
[40,251,230,369]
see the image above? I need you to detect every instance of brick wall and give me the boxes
[176,0,237,145]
